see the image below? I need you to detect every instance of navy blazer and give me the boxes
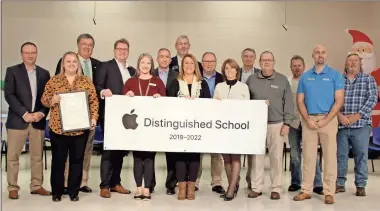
[54,56,102,79]
[152,68,178,92]
[169,56,203,73]
[4,63,50,130]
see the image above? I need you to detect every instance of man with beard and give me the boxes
[294,45,344,204]
[287,55,323,195]
[336,53,377,196]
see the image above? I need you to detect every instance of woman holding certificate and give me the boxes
[123,53,165,200]
[167,54,211,200]
[41,51,99,202]
[213,59,249,201]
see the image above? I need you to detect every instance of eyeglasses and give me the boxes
[115,48,129,52]
[260,59,274,63]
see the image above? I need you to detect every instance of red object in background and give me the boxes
[371,68,380,127]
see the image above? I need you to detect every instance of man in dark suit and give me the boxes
[4,42,51,199]
[239,48,260,191]
[54,33,102,194]
[94,38,136,198]
[196,52,225,194]
[169,35,203,73]
[152,48,179,195]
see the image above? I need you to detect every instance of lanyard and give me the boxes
[138,78,151,96]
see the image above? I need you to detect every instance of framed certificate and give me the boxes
[58,90,91,132]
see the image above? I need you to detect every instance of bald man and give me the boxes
[293,45,344,204]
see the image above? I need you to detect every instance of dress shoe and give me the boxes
[356,187,366,196]
[247,190,262,198]
[70,195,79,202]
[30,187,51,196]
[63,187,68,195]
[52,196,61,202]
[212,185,225,194]
[270,192,280,200]
[8,190,19,199]
[79,186,92,193]
[100,188,111,198]
[288,184,301,192]
[293,192,312,201]
[149,187,154,193]
[142,194,151,201]
[195,186,199,191]
[166,188,176,195]
[110,185,131,194]
[325,195,334,204]
[336,186,346,193]
[313,187,323,195]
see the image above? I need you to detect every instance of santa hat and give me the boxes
[347,29,373,47]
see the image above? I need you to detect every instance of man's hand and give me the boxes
[338,113,350,125]
[102,89,113,97]
[316,118,329,128]
[32,112,44,122]
[306,118,319,130]
[280,124,289,136]
[23,113,34,123]
[347,113,361,125]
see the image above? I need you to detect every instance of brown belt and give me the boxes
[309,113,327,116]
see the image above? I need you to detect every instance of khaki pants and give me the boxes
[7,124,44,191]
[246,155,252,186]
[196,153,223,188]
[64,129,95,187]
[251,123,285,193]
[301,116,337,196]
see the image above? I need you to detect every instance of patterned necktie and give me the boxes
[83,60,91,79]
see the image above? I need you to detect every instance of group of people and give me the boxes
[3,33,377,205]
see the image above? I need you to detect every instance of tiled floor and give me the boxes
[1,152,380,211]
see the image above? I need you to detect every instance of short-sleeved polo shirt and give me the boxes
[297,65,344,114]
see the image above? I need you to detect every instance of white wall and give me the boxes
[1,1,379,113]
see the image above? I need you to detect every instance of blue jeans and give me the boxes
[288,126,322,187]
[337,125,371,188]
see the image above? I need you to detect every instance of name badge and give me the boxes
[270,85,278,89]
[307,78,315,81]
[322,78,330,81]
[149,83,156,86]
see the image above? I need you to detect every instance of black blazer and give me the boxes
[169,56,203,73]
[201,71,224,87]
[239,67,261,81]
[4,63,50,130]
[152,68,178,93]
[54,56,102,79]
[94,59,136,120]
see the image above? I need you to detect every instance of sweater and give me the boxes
[213,80,250,100]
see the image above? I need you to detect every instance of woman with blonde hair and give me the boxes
[167,54,211,200]
[123,53,166,200]
[214,58,250,201]
[41,51,99,202]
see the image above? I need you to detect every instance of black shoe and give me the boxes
[63,188,68,195]
[313,187,323,195]
[166,188,176,195]
[149,187,154,193]
[288,184,301,192]
[195,186,199,191]
[220,194,226,198]
[70,195,79,201]
[142,194,151,201]
[134,194,143,200]
[212,185,225,194]
[52,196,61,202]
[79,186,92,193]
[223,191,237,201]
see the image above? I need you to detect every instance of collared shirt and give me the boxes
[339,72,378,128]
[288,76,301,129]
[297,65,345,114]
[177,55,183,70]
[79,55,92,80]
[158,67,169,87]
[203,71,216,96]
[241,67,254,84]
[27,67,37,112]
[115,59,131,84]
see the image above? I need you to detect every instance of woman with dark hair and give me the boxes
[167,54,211,200]
[213,58,250,201]
[123,53,165,200]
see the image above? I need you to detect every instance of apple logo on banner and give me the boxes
[122,109,138,130]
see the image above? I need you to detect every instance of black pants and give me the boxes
[175,152,200,182]
[99,119,128,189]
[133,151,156,188]
[165,152,177,189]
[50,131,87,197]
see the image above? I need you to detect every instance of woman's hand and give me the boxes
[153,93,161,98]
[51,94,61,106]
[126,91,134,97]
[265,99,270,105]
[215,96,222,101]
[90,119,97,130]
[184,96,194,100]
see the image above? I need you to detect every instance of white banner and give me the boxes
[104,95,268,154]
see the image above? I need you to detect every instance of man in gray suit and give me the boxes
[152,48,178,194]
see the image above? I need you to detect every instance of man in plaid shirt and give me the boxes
[337,53,378,197]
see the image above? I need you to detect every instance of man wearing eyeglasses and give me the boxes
[54,33,102,194]
[195,52,225,194]
[94,38,136,198]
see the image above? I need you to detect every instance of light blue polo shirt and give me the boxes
[297,65,344,114]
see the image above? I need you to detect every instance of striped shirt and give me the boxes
[339,72,378,128]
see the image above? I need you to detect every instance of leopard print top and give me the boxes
[41,74,99,136]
